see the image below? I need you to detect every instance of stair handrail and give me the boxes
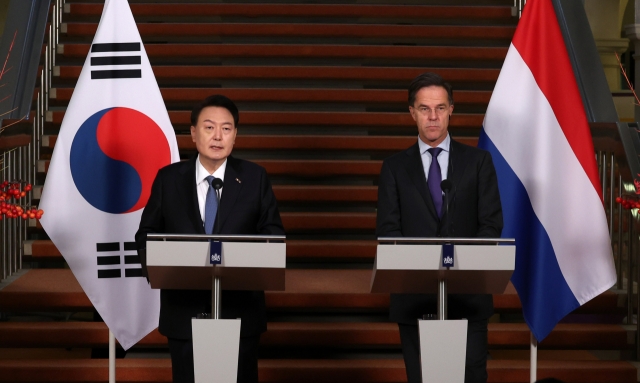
[0,0,61,282]
[591,121,639,358]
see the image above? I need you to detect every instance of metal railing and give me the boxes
[1,133,35,280]
[1,0,64,282]
[514,0,526,18]
[591,122,640,358]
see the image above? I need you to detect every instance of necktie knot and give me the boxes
[428,147,442,158]
[205,175,215,187]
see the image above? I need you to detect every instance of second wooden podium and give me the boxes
[371,237,515,383]
[146,234,286,383]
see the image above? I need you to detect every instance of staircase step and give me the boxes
[0,269,91,311]
[39,159,384,177]
[65,3,515,22]
[0,269,387,312]
[0,131,31,150]
[55,65,500,84]
[0,321,633,350]
[29,211,376,233]
[488,323,634,350]
[0,359,171,383]
[25,239,379,262]
[57,43,509,63]
[0,269,622,314]
[0,322,166,348]
[41,134,479,152]
[0,359,635,383]
[29,184,374,206]
[62,22,515,42]
[49,87,491,106]
[286,240,376,260]
[264,359,639,383]
[282,212,376,231]
[45,110,484,130]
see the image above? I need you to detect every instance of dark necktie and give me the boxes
[204,175,219,234]
[427,147,443,217]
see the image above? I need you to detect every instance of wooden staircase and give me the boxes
[0,1,637,382]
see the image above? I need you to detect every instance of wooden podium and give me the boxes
[371,237,515,383]
[146,233,286,383]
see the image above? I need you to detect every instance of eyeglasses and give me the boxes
[414,106,450,116]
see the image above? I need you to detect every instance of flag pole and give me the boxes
[530,332,537,383]
[109,329,116,383]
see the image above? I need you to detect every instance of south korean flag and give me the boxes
[40,0,179,350]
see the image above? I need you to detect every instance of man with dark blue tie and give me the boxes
[376,73,503,383]
[136,94,284,383]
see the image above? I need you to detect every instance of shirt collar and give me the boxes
[418,133,450,155]
[195,155,227,184]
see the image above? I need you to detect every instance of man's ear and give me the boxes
[409,106,418,122]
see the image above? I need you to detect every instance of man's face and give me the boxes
[409,85,454,147]
[190,106,237,171]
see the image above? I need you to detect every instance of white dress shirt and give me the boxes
[418,133,450,186]
[195,155,227,224]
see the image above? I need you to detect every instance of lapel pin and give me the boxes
[236,178,241,184]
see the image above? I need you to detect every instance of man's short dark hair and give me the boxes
[408,72,454,107]
[190,94,239,127]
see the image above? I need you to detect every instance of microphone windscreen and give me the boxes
[212,178,224,190]
[440,179,453,192]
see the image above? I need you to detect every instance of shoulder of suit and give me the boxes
[227,156,267,175]
[451,139,490,157]
[383,142,418,164]
[155,157,193,177]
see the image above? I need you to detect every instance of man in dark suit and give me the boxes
[136,95,284,383]
[376,73,503,383]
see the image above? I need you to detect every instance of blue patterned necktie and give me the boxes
[427,147,443,217]
[204,175,219,234]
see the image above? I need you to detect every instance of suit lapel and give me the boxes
[216,156,243,232]
[179,156,205,234]
[405,143,439,219]
[447,140,468,213]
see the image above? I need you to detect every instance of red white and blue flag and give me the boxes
[478,0,616,341]
[39,0,179,349]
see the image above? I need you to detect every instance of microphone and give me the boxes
[212,178,223,191]
[440,179,453,236]
[440,179,452,194]
[212,178,224,202]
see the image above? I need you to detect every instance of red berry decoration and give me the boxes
[0,180,43,220]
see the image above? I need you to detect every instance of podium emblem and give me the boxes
[442,243,454,267]
[210,241,222,265]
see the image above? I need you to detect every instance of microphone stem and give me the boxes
[444,193,449,237]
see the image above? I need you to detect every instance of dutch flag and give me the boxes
[478,0,617,341]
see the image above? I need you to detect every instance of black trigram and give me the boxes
[90,42,142,80]
[96,241,143,279]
